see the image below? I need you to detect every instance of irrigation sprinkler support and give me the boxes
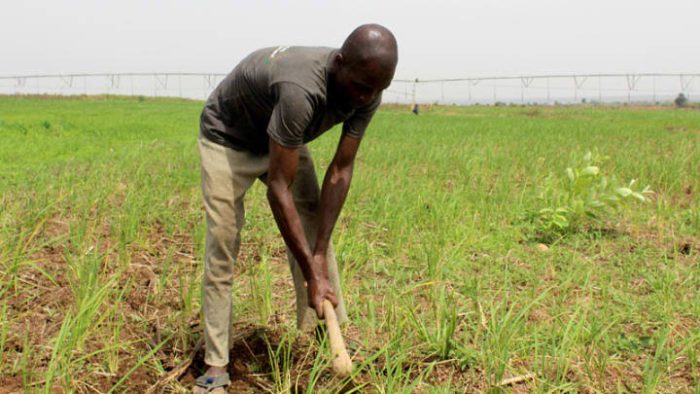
[155,74,168,89]
[440,81,445,104]
[467,79,480,104]
[203,74,217,99]
[573,76,587,102]
[109,74,120,89]
[680,75,694,93]
[626,74,641,103]
[60,75,73,88]
[15,77,26,87]
[412,78,418,106]
[467,80,471,103]
[521,77,534,103]
[204,74,215,89]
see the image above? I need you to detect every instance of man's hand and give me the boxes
[307,254,338,318]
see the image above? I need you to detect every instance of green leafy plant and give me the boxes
[533,150,653,239]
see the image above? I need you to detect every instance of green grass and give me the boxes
[1,95,699,392]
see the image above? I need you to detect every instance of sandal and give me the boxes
[193,372,230,393]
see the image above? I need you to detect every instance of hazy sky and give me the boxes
[2,0,698,80]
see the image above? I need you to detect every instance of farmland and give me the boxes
[0,95,699,392]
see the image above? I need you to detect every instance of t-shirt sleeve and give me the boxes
[342,92,382,139]
[267,82,315,148]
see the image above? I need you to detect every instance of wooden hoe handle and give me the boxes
[322,299,353,377]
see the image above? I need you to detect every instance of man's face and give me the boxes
[333,57,394,109]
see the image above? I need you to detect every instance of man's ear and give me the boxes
[333,52,344,69]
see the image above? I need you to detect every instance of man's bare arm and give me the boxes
[266,139,317,281]
[266,138,338,317]
[313,133,361,258]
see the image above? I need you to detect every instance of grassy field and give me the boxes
[0,95,699,393]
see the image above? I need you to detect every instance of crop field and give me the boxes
[0,96,699,393]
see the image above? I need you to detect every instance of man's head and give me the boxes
[330,24,398,109]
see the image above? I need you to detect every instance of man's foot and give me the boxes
[192,365,229,394]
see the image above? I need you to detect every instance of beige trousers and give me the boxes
[198,136,348,367]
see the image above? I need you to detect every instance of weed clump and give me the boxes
[527,150,653,241]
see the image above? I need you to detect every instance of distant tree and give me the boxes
[674,93,688,108]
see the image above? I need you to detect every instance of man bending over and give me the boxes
[194,24,398,393]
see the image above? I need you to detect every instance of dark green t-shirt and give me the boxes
[200,46,381,155]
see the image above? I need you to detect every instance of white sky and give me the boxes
[2,0,698,80]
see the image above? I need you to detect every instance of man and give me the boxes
[194,24,398,393]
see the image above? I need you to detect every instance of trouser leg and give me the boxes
[198,136,266,367]
[286,146,348,331]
